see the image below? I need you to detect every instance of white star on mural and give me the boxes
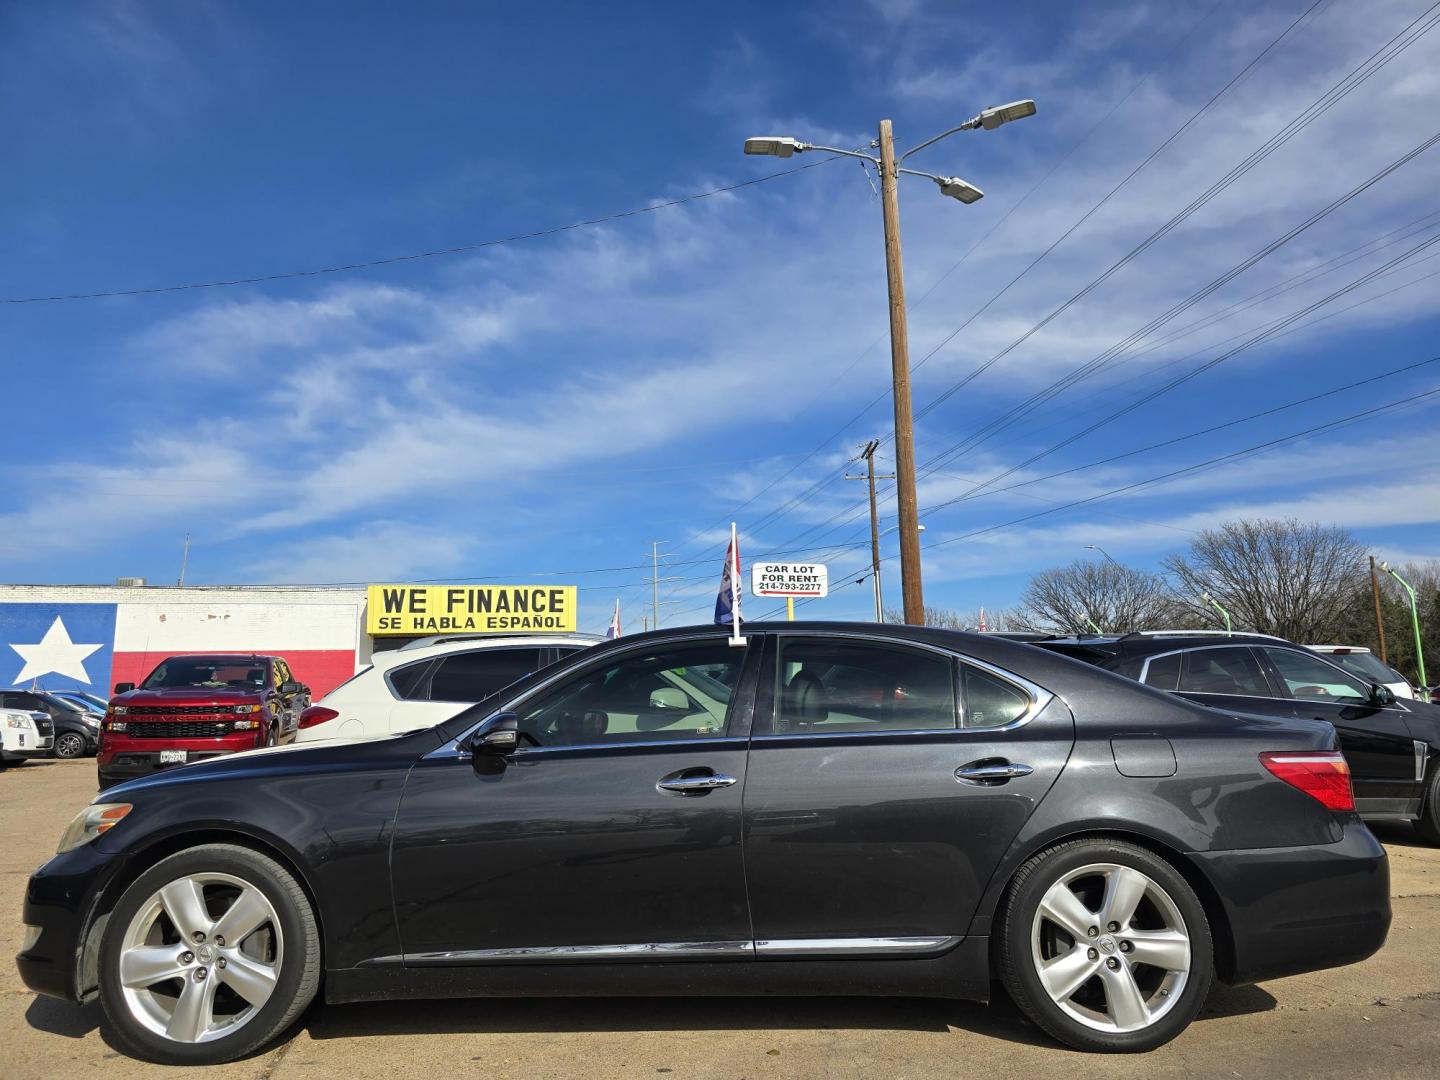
[10,617,103,684]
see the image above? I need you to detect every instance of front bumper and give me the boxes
[1192,821,1390,985]
[97,732,262,784]
[5,736,55,759]
[15,843,123,1002]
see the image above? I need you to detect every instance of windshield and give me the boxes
[141,658,269,690]
[54,692,105,713]
[1326,651,1405,686]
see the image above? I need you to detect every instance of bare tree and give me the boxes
[1164,518,1366,642]
[1018,559,1181,634]
[884,605,1025,631]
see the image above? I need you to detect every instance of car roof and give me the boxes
[1035,631,1305,661]
[1306,644,1372,654]
[369,633,602,668]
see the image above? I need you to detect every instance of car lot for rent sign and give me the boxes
[751,562,828,598]
[367,585,578,635]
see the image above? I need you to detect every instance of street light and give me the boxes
[1201,591,1232,635]
[1084,544,1124,570]
[1380,561,1428,692]
[744,99,1036,627]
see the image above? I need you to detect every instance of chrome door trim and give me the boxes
[754,935,960,957]
[405,940,755,964]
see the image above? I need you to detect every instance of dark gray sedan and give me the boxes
[18,622,1388,1062]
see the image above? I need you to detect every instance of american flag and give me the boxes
[977,607,988,632]
[606,599,622,639]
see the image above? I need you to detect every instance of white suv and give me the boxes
[1,707,54,767]
[1306,645,1415,700]
[295,634,601,743]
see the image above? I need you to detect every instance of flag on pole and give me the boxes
[606,599,622,639]
[715,525,741,627]
[977,607,988,632]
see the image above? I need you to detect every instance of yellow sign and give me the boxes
[367,584,578,635]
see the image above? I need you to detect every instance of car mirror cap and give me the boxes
[470,712,521,758]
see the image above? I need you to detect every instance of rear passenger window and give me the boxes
[388,661,433,701]
[429,649,544,703]
[1177,647,1269,696]
[774,638,957,733]
[1141,653,1182,691]
[960,665,1031,728]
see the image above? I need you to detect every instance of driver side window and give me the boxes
[516,643,745,748]
[1262,648,1369,702]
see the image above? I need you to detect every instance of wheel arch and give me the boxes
[980,827,1238,984]
[75,826,326,1003]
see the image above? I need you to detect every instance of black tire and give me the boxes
[1414,763,1440,845]
[99,843,320,1065]
[53,732,88,759]
[996,838,1213,1053]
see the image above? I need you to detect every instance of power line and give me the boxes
[0,159,838,305]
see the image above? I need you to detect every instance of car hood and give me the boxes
[116,687,266,706]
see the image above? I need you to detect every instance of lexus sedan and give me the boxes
[17,623,1389,1063]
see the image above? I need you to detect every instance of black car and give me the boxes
[18,623,1389,1063]
[1,689,101,759]
[1034,632,1440,840]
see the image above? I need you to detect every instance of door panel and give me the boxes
[742,635,1074,944]
[390,634,759,960]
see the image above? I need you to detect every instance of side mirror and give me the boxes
[470,712,521,758]
[113,682,134,694]
[1370,682,1396,707]
[649,687,690,711]
[281,680,302,694]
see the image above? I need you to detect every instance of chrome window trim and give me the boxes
[399,936,959,965]
[433,631,753,757]
[766,629,1053,736]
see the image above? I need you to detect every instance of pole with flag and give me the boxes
[715,523,745,645]
[606,599,622,639]
[977,607,988,632]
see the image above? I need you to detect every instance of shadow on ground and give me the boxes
[1369,821,1429,850]
[25,996,101,1039]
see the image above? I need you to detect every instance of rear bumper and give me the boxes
[1192,822,1390,985]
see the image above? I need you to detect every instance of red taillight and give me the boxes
[1260,751,1355,811]
[298,706,339,730]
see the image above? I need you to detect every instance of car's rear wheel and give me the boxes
[99,844,319,1065]
[53,732,88,759]
[997,838,1213,1052]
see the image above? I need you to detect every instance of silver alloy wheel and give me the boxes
[117,872,283,1044]
[54,732,86,758]
[1031,862,1191,1034]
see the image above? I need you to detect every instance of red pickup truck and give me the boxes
[98,654,309,790]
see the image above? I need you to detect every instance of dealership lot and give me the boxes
[5,757,1440,1080]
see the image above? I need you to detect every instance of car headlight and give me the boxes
[83,716,101,728]
[233,704,263,714]
[57,803,132,854]
[112,706,128,716]
[6,716,28,729]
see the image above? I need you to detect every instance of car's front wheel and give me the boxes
[53,731,88,759]
[996,838,1213,1052]
[99,844,320,1064]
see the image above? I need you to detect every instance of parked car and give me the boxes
[294,633,598,743]
[98,654,310,789]
[1033,631,1440,841]
[1,689,102,758]
[0,705,53,767]
[1307,644,1415,700]
[19,622,1389,1063]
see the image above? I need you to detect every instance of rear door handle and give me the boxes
[657,769,738,795]
[955,760,1034,785]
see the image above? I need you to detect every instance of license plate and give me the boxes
[159,750,188,764]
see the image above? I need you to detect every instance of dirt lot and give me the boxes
[5,756,1440,1080]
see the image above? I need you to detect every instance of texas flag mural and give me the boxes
[0,602,359,698]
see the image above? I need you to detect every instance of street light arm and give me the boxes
[805,144,882,165]
[898,119,982,162]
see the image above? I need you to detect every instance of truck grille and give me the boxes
[126,721,238,739]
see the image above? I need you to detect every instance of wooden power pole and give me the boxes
[877,119,925,625]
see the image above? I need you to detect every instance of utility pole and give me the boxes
[651,541,665,631]
[177,534,191,587]
[846,440,894,621]
[1370,555,1388,663]
[877,119,925,625]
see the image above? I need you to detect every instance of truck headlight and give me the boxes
[233,704,262,714]
[111,706,128,716]
[57,803,132,854]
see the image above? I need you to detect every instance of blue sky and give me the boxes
[3,0,1438,635]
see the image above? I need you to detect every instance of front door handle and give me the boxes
[657,769,738,795]
[955,760,1034,785]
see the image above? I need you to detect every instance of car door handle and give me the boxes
[955,760,1034,785]
[656,770,738,795]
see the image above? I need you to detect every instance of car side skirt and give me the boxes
[323,936,990,1005]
